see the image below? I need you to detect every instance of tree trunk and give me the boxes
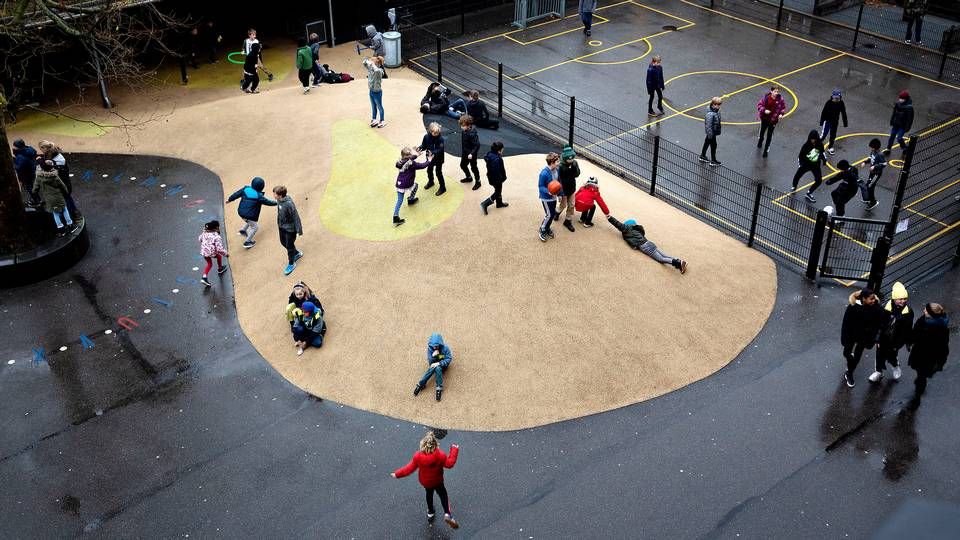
[0,113,31,253]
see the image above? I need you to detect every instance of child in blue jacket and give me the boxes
[646,55,665,116]
[414,333,454,401]
[226,176,277,248]
[538,152,561,242]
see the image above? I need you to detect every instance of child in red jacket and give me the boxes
[391,431,460,529]
[574,176,610,228]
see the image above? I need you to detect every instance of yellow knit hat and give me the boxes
[891,281,908,300]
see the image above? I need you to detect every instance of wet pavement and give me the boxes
[1,153,958,538]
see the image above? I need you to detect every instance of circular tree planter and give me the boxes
[0,211,90,288]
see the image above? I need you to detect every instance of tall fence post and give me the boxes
[436,35,442,83]
[776,0,785,29]
[868,236,892,291]
[884,136,918,238]
[568,96,576,148]
[497,63,503,118]
[954,234,960,266]
[852,2,865,51]
[938,26,954,78]
[747,183,764,248]
[650,136,660,196]
[807,209,829,280]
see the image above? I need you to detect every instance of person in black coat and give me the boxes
[819,89,848,154]
[646,55,665,116]
[607,216,687,273]
[840,287,886,387]
[465,91,499,129]
[480,142,508,214]
[908,303,950,400]
[825,160,859,217]
[459,115,481,190]
[886,91,914,154]
[418,121,448,196]
[869,281,914,383]
[792,130,828,203]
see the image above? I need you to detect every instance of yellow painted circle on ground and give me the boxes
[588,40,603,46]
[662,71,798,126]
[822,133,905,173]
[575,38,652,65]
[319,119,464,241]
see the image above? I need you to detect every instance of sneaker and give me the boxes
[539,230,548,242]
[297,347,304,356]
[377,120,387,128]
[303,87,310,94]
[805,192,816,203]
[495,202,509,208]
[547,230,555,239]
[217,265,229,275]
[868,371,883,383]
[460,177,472,183]
[201,276,212,287]
[709,160,721,167]
[393,216,405,227]
[582,221,594,228]
[370,119,378,127]
[435,187,447,196]
[427,513,435,523]
[435,388,442,401]
[757,139,763,149]
[679,260,688,274]
[407,197,419,206]
[444,514,459,529]
[480,200,490,215]
[424,180,435,190]
[917,41,923,45]
[472,182,481,191]
[844,372,855,388]
[658,108,665,115]
[284,263,296,276]
[867,201,879,210]
[585,29,591,36]
[905,39,911,44]
[648,110,657,116]
[243,240,256,249]
[413,384,424,396]
[827,147,836,155]
[892,365,902,380]
[294,251,304,262]
[563,219,575,232]
[698,155,709,163]
[553,213,561,222]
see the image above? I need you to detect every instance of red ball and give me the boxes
[548,180,562,195]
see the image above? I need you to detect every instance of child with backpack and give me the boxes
[858,138,885,210]
[393,147,431,226]
[198,220,229,287]
[418,122,447,196]
[391,431,460,529]
[226,176,277,248]
[574,176,610,227]
[869,281,913,383]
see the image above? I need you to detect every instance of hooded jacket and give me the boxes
[364,25,384,56]
[393,445,459,489]
[646,63,664,93]
[13,145,37,187]
[484,151,507,184]
[908,313,949,376]
[841,290,886,348]
[826,166,859,199]
[461,126,480,158]
[704,105,721,138]
[890,97,914,131]
[296,45,313,70]
[426,333,453,368]
[757,92,786,124]
[33,167,69,212]
[419,132,445,163]
[819,98,848,127]
[608,216,648,249]
[558,159,580,196]
[290,305,325,340]
[198,231,227,258]
[276,196,303,234]
[575,183,609,214]
[227,177,277,221]
[395,156,431,190]
[797,131,827,167]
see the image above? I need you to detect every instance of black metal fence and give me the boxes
[695,0,960,82]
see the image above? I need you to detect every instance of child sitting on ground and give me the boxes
[393,147,431,226]
[413,333,454,401]
[465,90,499,130]
[574,176,610,227]
[285,282,322,324]
[608,215,687,274]
[289,301,325,356]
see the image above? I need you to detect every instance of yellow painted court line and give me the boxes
[574,38,652,65]
[505,14,611,45]
[449,47,501,76]
[768,198,874,250]
[583,53,844,150]
[904,178,960,209]
[679,0,960,92]
[903,207,952,227]
[628,0,698,27]
[917,115,960,135]
[887,219,960,263]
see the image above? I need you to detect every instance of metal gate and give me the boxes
[818,216,889,283]
[513,0,564,29]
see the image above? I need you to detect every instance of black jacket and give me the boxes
[461,127,480,158]
[608,216,648,249]
[879,301,915,350]
[558,160,580,196]
[826,167,859,199]
[908,314,949,376]
[484,151,507,184]
[798,131,827,167]
[841,291,886,348]
[420,89,449,115]
[419,133,445,163]
[890,98,914,131]
[819,99,848,127]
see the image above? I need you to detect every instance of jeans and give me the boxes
[394,184,419,216]
[820,121,838,148]
[295,332,323,348]
[792,162,823,192]
[312,63,324,83]
[758,119,776,151]
[887,127,907,151]
[446,98,465,118]
[700,136,717,161]
[540,200,557,233]
[843,342,867,376]
[417,364,446,389]
[905,16,923,42]
[638,240,674,264]
[279,229,298,265]
[648,88,663,112]
[425,485,451,515]
[240,219,259,242]
[369,90,384,121]
[580,11,593,31]
[51,207,73,229]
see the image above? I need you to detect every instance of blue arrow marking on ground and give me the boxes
[81,170,93,182]
[165,184,184,196]
[140,176,158,187]
[151,297,173,308]
[80,334,95,350]
[32,347,46,365]
[113,172,124,183]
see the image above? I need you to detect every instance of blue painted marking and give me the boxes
[140,176,158,187]
[175,276,198,285]
[32,347,46,365]
[165,184,184,196]
[113,172,124,183]
[151,297,173,308]
[81,170,93,182]
[80,334,95,350]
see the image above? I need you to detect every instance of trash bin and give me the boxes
[383,31,402,68]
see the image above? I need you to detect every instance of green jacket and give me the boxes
[33,168,69,212]
[296,46,313,70]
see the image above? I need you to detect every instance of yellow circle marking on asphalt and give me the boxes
[662,71,799,126]
[588,40,603,46]
[575,39,652,65]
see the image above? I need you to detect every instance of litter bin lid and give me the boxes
[384,31,401,38]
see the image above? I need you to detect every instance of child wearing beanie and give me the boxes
[819,89,848,155]
[574,176,609,227]
[555,145,580,233]
[607,215,687,273]
[870,282,913,382]
[886,90,914,154]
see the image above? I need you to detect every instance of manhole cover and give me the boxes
[662,25,678,31]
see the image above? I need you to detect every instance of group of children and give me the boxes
[12,139,78,236]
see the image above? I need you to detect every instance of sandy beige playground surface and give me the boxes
[10,42,776,430]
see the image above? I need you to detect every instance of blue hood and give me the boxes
[428,333,444,348]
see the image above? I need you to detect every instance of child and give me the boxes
[362,25,385,58]
[363,56,386,127]
[886,91,914,154]
[555,145,580,233]
[607,215,687,273]
[756,85,786,158]
[869,281,914,382]
[290,301,325,355]
[418,122,447,195]
[907,303,950,402]
[243,28,258,55]
[646,55,665,116]
[226,176,277,248]
[574,176,609,227]
[285,282,322,322]
[465,90,499,129]
[819,89,848,155]
[394,147,431,226]
[698,97,722,166]
[859,138,886,210]
[241,42,263,93]
[273,185,303,275]
[459,114,481,190]
[391,431,460,529]
[480,142,508,214]
[840,287,885,388]
[413,333,454,401]
[198,220,229,287]
[295,38,313,94]
[792,130,827,203]
[32,159,74,236]
[826,159,859,217]
[419,83,463,118]
[538,152,561,242]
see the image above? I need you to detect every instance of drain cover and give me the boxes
[662,25,678,31]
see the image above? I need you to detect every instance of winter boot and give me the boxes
[480,198,492,215]
[435,387,442,401]
[563,219,575,232]
[393,215,405,227]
